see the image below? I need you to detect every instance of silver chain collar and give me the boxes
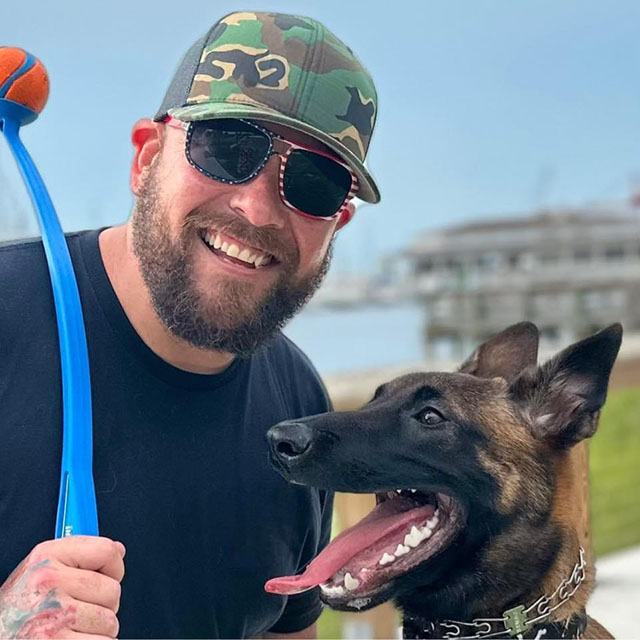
[413,547,587,639]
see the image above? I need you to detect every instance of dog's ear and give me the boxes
[511,324,622,448]
[459,322,539,382]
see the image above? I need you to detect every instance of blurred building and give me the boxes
[405,204,640,359]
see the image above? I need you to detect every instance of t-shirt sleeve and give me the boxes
[267,489,335,634]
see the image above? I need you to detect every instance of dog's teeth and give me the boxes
[404,534,418,548]
[427,515,439,530]
[347,597,372,610]
[419,525,433,541]
[395,489,403,494]
[404,526,423,548]
[379,552,396,565]
[344,572,360,590]
[321,584,345,596]
[395,544,410,557]
[410,489,417,493]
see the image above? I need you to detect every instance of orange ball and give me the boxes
[0,47,49,114]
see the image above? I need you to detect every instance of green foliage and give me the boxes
[318,607,342,640]
[590,387,640,556]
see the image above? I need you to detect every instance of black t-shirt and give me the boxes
[0,230,333,638]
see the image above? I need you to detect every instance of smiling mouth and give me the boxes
[265,490,465,609]
[199,230,278,269]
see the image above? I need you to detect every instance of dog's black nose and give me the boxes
[267,422,314,461]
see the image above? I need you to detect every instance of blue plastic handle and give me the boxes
[0,98,98,538]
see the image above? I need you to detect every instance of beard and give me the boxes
[131,165,332,358]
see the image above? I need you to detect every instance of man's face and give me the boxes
[130,119,352,357]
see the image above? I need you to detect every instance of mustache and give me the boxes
[183,206,298,265]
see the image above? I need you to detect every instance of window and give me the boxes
[574,248,591,261]
[604,246,625,261]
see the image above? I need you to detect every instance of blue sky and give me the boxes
[1,1,638,274]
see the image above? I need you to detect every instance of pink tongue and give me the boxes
[265,497,435,595]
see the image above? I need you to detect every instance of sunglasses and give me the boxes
[165,117,358,219]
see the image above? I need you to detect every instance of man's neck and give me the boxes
[98,224,235,375]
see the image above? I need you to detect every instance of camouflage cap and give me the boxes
[154,11,380,203]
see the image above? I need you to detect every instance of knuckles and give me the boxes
[29,565,60,592]
[111,580,122,611]
[102,578,122,612]
[105,609,120,638]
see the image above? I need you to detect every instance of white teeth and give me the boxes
[427,516,439,530]
[404,526,423,548]
[379,553,396,565]
[410,489,417,493]
[395,544,410,557]
[347,597,371,610]
[321,584,345,597]
[204,232,272,267]
[344,572,360,590]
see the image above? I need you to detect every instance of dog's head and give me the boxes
[265,323,622,618]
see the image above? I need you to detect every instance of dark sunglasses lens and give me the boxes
[284,150,352,217]
[188,119,271,182]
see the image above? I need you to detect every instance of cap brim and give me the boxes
[168,102,381,204]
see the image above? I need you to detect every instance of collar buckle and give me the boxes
[503,605,530,636]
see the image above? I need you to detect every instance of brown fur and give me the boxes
[467,361,612,636]
[267,323,622,638]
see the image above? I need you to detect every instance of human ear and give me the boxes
[335,201,356,231]
[130,118,163,195]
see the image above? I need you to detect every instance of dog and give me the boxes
[265,322,622,639]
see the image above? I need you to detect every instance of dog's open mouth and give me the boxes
[265,490,464,607]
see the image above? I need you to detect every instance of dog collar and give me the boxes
[403,547,588,639]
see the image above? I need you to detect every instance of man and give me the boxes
[0,11,379,639]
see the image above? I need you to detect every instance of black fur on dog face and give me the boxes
[267,323,622,619]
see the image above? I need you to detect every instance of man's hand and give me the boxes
[0,536,125,639]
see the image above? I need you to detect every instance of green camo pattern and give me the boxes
[169,11,378,199]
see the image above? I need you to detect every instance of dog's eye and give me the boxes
[418,407,445,426]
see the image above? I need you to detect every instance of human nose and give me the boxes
[226,157,286,229]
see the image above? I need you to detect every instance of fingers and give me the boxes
[67,600,120,638]
[14,598,118,640]
[1,538,125,640]
[32,537,126,581]
[57,566,122,612]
